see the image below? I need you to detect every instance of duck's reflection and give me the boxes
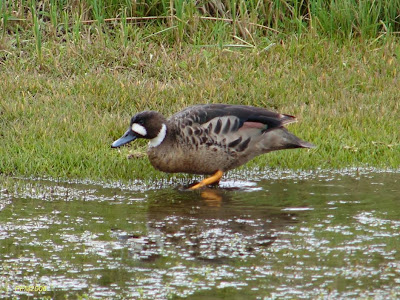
[114,187,297,262]
[200,189,223,207]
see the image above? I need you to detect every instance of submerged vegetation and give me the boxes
[0,1,399,181]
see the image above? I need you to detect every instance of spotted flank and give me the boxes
[112,104,315,189]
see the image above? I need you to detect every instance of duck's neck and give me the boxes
[148,123,167,148]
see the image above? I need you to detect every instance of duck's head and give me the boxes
[111,111,167,148]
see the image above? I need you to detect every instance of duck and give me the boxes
[111,104,314,189]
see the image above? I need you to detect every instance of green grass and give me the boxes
[0,1,399,182]
[2,0,400,41]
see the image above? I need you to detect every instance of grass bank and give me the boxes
[0,2,399,182]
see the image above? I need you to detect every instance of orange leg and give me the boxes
[189,170,224,190]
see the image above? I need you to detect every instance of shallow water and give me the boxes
[0,169,399,299]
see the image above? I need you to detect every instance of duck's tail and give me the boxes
[261,127,315,152]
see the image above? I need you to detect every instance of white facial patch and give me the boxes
[131,123,147,136]
[149,123,167,148]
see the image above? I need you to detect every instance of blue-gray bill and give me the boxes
[111,129,137,148]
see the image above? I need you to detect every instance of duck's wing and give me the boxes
[169,104,313,154]
[169,104,296,129]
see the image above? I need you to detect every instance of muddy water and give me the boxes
[0,169,399,299]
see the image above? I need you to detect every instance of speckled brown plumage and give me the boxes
[112,104,315,178]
